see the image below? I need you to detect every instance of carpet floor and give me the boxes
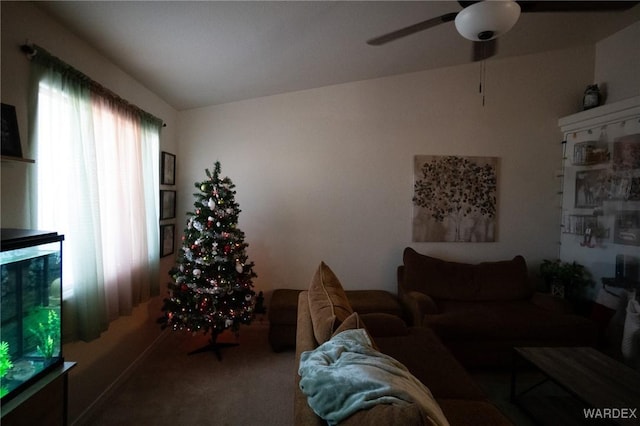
[80,322,544,425]
[79,322,295,426]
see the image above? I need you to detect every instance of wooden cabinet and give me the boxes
[1,362,75,426]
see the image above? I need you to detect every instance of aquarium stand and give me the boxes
[1,361,75,425]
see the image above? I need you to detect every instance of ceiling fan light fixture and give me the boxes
[455,0,521,42]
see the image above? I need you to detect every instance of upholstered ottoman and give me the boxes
[268,289,302,352]
[268,288,404,351]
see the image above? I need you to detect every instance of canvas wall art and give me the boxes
[413,155,498,242]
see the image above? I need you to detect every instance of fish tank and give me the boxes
[0,229,64,403]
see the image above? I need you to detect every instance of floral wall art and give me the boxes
[413,155,498,242]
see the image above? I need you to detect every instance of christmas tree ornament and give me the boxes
[158,161,258,361]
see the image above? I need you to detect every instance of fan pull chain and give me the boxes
[479,59,486,106]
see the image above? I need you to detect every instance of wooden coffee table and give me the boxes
[511,347,640,425]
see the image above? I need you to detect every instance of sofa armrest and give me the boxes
[294,291,326,426]
[530,292,574,314]
[400,291,439,326]
[359,313,409,337]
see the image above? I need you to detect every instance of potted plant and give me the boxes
[539,259,593,302]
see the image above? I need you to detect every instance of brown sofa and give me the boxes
[294,262,513,425]
[268,288,404,352]
[398,247,599,367]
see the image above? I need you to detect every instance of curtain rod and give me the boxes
[20,43,166,128]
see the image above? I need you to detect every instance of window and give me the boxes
[30,48,161,341]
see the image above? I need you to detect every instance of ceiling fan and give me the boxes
[367,1,639,61]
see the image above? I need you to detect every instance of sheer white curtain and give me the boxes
[30,52,160,341]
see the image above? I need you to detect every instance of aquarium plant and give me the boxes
[0,341,13,398]
[30,310,60,359]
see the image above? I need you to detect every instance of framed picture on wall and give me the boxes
[160,190,176,220]
[412,155,497,242]
[1,103,23,157]
[160,224,175,257]
[161,151,176,185]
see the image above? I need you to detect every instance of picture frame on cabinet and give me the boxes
[614,211,640,246]
[160,190,176,220]
[612,134,640,170]
[608,175,632,200]
[1,103,22,158]
[572,141,608,165]
[161,151,176,185]
[160,224,175,257]
[629,177,640,201]
[575,169,607,208]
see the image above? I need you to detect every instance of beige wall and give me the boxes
[594,20,640,103]
[1,1,638,424]
[177,46,595,298]
[1,2,178,423]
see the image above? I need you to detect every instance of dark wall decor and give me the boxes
[413,155,498,242]
[160,190,176,220]
[161,151,176,185]
[1,103,22,157]
[160,224,175,257]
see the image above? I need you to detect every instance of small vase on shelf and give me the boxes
[582,84,601,110]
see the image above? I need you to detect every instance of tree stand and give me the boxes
[188,332,238,361]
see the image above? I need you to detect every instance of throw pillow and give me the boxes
[474,255,532,301]
[332,311,379,350]
[308,261,353,344]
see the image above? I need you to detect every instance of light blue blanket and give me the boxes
[298,329,449,425]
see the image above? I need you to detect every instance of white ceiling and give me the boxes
[36,1,640,111]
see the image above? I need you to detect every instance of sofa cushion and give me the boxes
[474,256,533,301]
[333,312,382,352]
[359,313,409,338]
[308,261,353,344]
[402,247,532,301]
[376,328,486,400]
[436,399,513,426]
[339,402,441,426]
[403,248,477,300]
[299,328,449,426]
[347,290,404,317]
[333,311,363,336]
[425,300,597,343]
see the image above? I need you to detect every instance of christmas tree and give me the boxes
[159,162,257,359]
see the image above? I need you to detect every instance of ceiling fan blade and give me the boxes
[517,1,639,13]
[472,39,497,62]
[459,1,638,12]
[367,12,458,46]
